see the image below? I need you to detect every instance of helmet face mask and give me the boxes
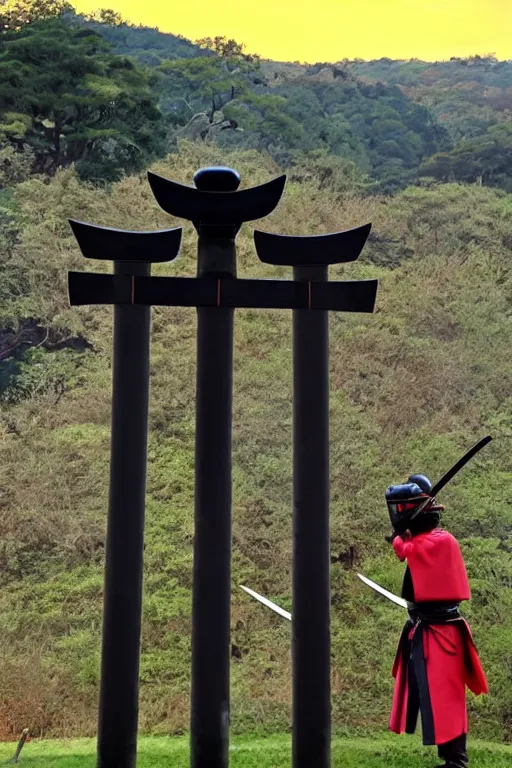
[386,481,433,533]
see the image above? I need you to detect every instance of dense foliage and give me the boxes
[0,141,511,741]
[348,55,512,140]
[0,13,166,182]
[82,12,208,66]
[348,56,512,188]
[419,124,512,192]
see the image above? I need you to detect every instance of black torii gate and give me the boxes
[68,166,378,768]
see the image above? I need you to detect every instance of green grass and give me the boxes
[0,734,509,767]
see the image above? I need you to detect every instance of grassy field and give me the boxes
[0,734,509,768]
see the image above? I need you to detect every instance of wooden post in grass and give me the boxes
[10,728,29,764]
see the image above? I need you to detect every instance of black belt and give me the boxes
[407,601,461,624]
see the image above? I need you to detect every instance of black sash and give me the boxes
[400,602,461,745]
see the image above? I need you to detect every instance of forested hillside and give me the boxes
[2,3,512,193]
[349,56,512,138]
[0,0,511,745]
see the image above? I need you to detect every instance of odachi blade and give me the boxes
[357,573,409,609]
[240,585,292,621]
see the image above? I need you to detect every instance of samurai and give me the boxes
[386,474,488,768]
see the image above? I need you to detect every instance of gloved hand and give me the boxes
[385,529,412,543]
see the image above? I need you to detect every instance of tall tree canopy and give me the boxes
[0,0,72,29]
[419,124,512,192]
[0,14,166,182]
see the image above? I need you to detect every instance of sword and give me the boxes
[240,585,292,621]
[412,435,492,521]
[241,575,409,621]
[385,435,493,541]
[356,573,411,609]
[431,435,492,498]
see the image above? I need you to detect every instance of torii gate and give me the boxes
[68,166,378,768]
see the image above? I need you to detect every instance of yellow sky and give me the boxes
[72,0,512,63]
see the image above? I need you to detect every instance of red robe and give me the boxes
[389,529,488,745]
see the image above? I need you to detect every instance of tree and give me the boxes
[0,16,166,182]
[0,0,73,29]
[156,52,263,126]
[195,35,259,64]
[419,124,512,192]
[83,8,125,27]
[223,92,306,150]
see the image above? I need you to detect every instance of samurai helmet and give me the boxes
[385,473,442,534]
[408,474,432,494]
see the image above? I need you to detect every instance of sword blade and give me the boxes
[412,435,492,521]
[430,435,492,498]
[240,585,292,621]
[356,573,410,609]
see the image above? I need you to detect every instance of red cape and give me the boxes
[392,528,470,602]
